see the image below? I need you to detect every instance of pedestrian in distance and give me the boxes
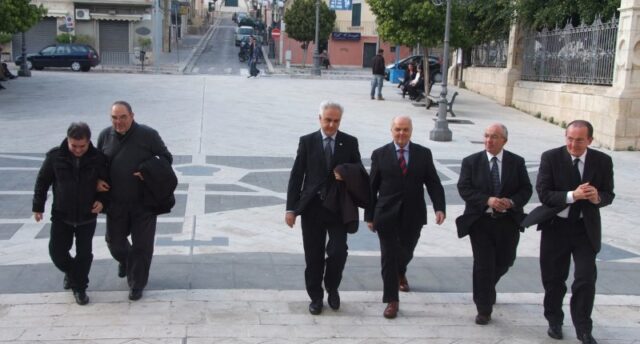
[32,122,109,305]
[456,123,532,325]
[286,101,366,315]
[97,100,174,302]
[365,116,446,319]
[371,48,385,100]
[522,120,614,344]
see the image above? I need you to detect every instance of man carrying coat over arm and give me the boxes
[285,101,365,315]
[456,123,532,326]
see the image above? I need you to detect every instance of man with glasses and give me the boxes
[523,120,614,344]
[456,123,532,325]
[97,100,172,301]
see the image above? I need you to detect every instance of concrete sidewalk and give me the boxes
[0,71,639,343]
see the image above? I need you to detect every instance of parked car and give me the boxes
[15,43,100,72]
[235,12,249,25]
[385,55,442,83]
[235,26,255,46]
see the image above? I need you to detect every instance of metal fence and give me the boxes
[471,40,508,68]
[100,51,139,66]
[521,17,617,85]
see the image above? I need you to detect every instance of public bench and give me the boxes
[426,91,459,117]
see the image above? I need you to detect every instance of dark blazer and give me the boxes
[522,146,614,252]
[364,142,445,232]
[138,155,178,215]
[323,163,371,233]
[286,130,362,215]
[456,150,532,238]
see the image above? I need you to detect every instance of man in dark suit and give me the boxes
[285,101,363,315]
[365,116,446,319]
[456,123,532,325]
[523,120,614,344]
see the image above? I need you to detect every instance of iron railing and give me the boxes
[100,51,139,66]
[471,40,508,68]
[521,17,617,86]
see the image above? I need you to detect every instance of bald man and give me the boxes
[456,123,532,325]
[365,116,446,319]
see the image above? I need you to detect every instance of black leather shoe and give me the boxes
[308,299,323,315]
[475,313,491,325]
[578,333,597,344]
[118,263,126,278]
[547,324,563,340]
[73,290,89,305]
[63,275,71,290]
[327,290,340,310]
[128,288,143,301]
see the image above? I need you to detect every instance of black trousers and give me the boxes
[300,196,348,302]
[540,218,596,335]
[469,215,519,315]
[106,203,157,290]
[49,220,96,292]
[377,222,421,303]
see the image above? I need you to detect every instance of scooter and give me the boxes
[238,42,250,63]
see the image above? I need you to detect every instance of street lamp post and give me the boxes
[311,0,321,76]
[18,32,31,77]
[429,0,452,141]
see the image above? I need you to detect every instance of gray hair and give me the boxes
[487,123,509,139]
[319,101,344,116]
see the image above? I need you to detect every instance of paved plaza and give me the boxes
[0,69,639,343]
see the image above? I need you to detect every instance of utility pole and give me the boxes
[311,0,321,76]
[429,0,452,142]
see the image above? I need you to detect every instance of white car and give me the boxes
[235,26,254,46]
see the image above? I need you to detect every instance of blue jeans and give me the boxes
[371,74,384,98]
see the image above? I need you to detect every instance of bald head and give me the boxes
[391,116,413,147]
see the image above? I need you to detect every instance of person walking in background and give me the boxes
[285,101,364,315]
[97,100,173,301]
[371,49,386,100]
[456,123,532,325]
[523,120,614,344]
[365,116,446,319]
[33,122,108,305]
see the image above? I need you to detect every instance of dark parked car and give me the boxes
[385,55,442,83]
[15,43,100,72]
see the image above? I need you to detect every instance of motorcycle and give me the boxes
[238,41,250,63]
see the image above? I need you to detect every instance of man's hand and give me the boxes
[34,212,43,222]
[133,172,144,181]
[91,201,103,214]
[574,182,600,204]
[487,197,511,212]
[97,179,110,192]
[366,222,376,233]
[435,211,446,225]
[334,169,343,181]
[285,212,296,228]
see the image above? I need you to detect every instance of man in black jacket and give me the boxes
[523,120,614,344]
[371,49,386,100]
[456,123,532,325]
[33,122,108,305]
[365,116,446,319]
[286,101,363,315]
[97,100,172,301]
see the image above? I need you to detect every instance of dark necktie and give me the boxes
[568,158,582,221]
[398,148,407,176]
[490,156,500,196]
[324,137,333,170]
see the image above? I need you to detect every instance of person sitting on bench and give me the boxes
[406,65,425,101]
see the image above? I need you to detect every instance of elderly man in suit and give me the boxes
[523,120,614,344]
[456,123,532,325]
[365,116,446,319]
[285,101,364,315]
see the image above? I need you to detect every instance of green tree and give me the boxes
[284,0,336,67]
[516,0,619,30]
[0,0,47,34]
